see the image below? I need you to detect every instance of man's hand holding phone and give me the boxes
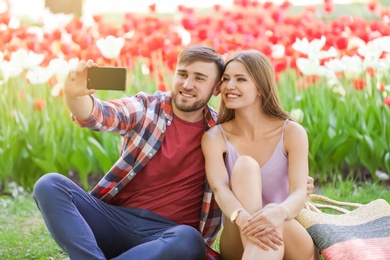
[64,60,127,120]
[65,60,127,97]
[64,60,97,98]
[64,60,100,120]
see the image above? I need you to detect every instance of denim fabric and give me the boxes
[33,173,206,260]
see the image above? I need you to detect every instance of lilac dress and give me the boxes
[218,119,290,206]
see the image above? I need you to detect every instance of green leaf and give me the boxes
[32,158,58,173]
[87,136,113,173]
[70,148,93,189]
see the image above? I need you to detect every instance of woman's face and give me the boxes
[221,60,260,110]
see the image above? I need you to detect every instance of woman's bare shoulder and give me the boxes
[202,124,226,149]
[284,120,308,147]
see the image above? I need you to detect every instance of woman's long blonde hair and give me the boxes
[217,50,292,124]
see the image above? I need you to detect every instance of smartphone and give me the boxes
[87,66,127,91]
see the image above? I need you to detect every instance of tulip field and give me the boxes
[1,0,390,194]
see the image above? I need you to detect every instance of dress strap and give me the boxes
[281,119,290,139]
[217,124,228,142]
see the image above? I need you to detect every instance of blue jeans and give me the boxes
[33,173,206,260]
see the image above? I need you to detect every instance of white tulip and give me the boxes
[10,49,45,70]
[372,36,390,54]
[96,35,125,60]
[41,8,74,33]
[290,108,304,123]
[293,36,338,61]
[325,55,364,79]
[26,66,55,85]
[296,58,331,76]
[271,44,285,59]
[0,59,23,85]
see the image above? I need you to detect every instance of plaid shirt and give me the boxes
[73,91,222,246]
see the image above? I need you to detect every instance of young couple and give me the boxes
[33,45,318,260]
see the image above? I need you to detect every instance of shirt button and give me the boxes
[167,120,171,125]
[148,152,153,157]
[114,187,118,191]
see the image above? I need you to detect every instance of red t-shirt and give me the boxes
[108,115,206,228]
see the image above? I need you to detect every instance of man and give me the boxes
[33,45,314,259]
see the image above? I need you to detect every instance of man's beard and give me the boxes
[172,91,213,112]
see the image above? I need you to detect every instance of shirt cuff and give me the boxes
[71,95,99,127]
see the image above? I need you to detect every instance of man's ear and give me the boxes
[213,81,222,96]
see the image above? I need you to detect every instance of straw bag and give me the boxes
[296,194,390,260]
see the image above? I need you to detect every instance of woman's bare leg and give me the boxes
[230,156,284,259]
[283,219,320,260]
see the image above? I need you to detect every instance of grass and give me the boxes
[0,193,67,260]
[0,181,389,259]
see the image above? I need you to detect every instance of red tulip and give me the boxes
[181,17,196,30]
[384,96,390,107]
[34,98,46,111]
[198,27,209,41]
[149,3,156,13]
[336,36,349,50]
[366,67,375,78]
[281,1,292,10]
[213,5,221,12]
[377,82,385,92]
[353,79,366,90]
[263,1,273,10]
[158,82,167,91]
[367,0,378,12]
[324,0,334,13]
[273,60,287,74]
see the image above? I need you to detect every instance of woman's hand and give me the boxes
[236,208,283,251]
[241,204,286,239]
[246,230,283,251]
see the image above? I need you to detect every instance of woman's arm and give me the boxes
[280,121,309,219]
[201,127,251,223]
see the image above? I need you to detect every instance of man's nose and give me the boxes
[183,78,194,89]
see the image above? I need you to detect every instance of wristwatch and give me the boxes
[230,208,244,223]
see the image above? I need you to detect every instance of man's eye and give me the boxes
[196,77,206,81]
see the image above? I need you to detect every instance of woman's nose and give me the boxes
[226,79,235,89]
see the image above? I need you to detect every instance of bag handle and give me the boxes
[305,194,363,214]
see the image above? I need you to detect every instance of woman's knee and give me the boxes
[231,156,260,178]
[231,155,261,190]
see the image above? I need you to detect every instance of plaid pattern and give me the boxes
[73,91,222,245]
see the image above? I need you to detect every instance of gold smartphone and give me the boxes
[87,66,127,91]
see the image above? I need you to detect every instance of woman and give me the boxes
[202,50,319,260]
